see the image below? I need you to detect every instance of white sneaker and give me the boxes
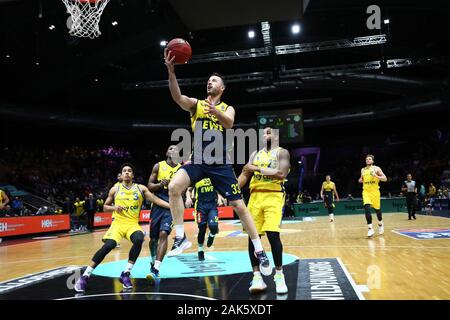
[367,228,375,237]
[274,273,288,294]
[249,274,267,294]
[329,214,334,222]
[167,235,192,257]
[378,223,384,235]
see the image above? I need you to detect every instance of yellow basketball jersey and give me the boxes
[322,181,335,192]
[112,183,144,223]
[249,147,287,193]
[362,166,380,192]
[155,161,181,202]
[191,100,229,132]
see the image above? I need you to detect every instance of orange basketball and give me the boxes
[166,38,192,64]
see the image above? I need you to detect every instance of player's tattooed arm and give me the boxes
[250,149,291,180]
[142,185,170,209]
[103,186,123,213]
[238,150,257,188]
[147,163,168,192]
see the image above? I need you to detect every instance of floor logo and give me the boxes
[93,251,298,279]
[393,228,450,240]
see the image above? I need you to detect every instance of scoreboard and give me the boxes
[257,108,304,143]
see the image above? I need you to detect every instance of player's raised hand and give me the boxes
[164,48,176,73]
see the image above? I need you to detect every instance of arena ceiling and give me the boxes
[0,0,449,130]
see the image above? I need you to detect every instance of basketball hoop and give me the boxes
[62,0,111,39]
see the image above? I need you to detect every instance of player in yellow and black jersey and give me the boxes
[145,145,181,284]
[238,127,291,295]
[359,154,387,238]
[74,163,170,292]
[320,175,340,222]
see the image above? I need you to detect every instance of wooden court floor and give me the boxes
[1,213,450,300]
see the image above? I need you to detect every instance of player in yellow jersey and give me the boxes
[146,145,181,284]
[320,175,340,222]
[359,154,387,237]
[0,189,10,212]
[238,127,291,295]
[164,49,272,275]
[74,163,170,292]
[114,172,123,187]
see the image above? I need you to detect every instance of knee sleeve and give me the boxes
[92,239,117,265]
[129,231,144,263]
[364,204,372,224]
[375,209,382,222]
[197,224,207,244]
[266,231,283,267]
[208,223,219,235]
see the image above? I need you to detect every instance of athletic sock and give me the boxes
[253,271,261,277]
[251,238,263,252]
[209,233,215,238]
[154,260,161,271]
[124,262,134,274]
[174,225,184,238]
[275,269,283,275]
[198,244,204,252]
[368,223,373,229]
[83,266,94,277]
[378,221,383,226]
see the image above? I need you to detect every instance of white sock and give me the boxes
[275,269,283,275]
[198,244,204,252]
[330,214,334,219]
[378,221,383,226]
[253,271,261,277]
[83,266,94,277]
[154,260,161,271]
[368,224,373,229]
[124,262,134,273]
[251,238,263,252]
[175,225,184,238]
[209,233,215,238]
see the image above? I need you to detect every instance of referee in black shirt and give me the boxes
[402,174,417,220]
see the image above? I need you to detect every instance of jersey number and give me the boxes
[231,184,241,195]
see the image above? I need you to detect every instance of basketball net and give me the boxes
[62,0,111,39]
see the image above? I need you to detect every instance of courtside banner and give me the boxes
[0,215,70,237]
[93,206,235,227]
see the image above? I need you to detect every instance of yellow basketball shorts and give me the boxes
[362,190,381,210]
[248,191,285,234]
[102,220,143,244]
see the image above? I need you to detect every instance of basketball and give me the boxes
[166,38,192,64]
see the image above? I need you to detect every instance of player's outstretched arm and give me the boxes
[165,49,197,114]
[141,185,170,209]
[103,186,122,213]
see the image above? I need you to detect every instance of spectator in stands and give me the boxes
[11,196,23,216]
[63,197,74,215]
[428,183,437,197]
[346,194,354,200]
[74,197,87,230]
[96,193,104,212]
[84,193,97,231]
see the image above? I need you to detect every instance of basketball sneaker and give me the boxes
[206,234,215,247]
[146,266,160,285]
[249,274,267,294]
[167,234,192,257]
[119,271,133,289]
[367,228,375,237]
[329,214,334,222]
[74,275,89,292]
[254,251,273,276]
[274,273,288,294]
[378,223,384,235]
[198,250,205,261]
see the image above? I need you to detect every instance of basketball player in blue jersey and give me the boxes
[186,178,223,261]
[145,145,181,283]
[74,164,170,292]
[164,49,272,276]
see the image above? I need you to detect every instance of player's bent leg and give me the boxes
[168,169,192,257]
[266,231,288,294]
[229,199,272,276]
[364,204,375,237]
[206,222,218,248]
[118,231,144,289]
[248,236,267,294]
[75,239,117,292]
